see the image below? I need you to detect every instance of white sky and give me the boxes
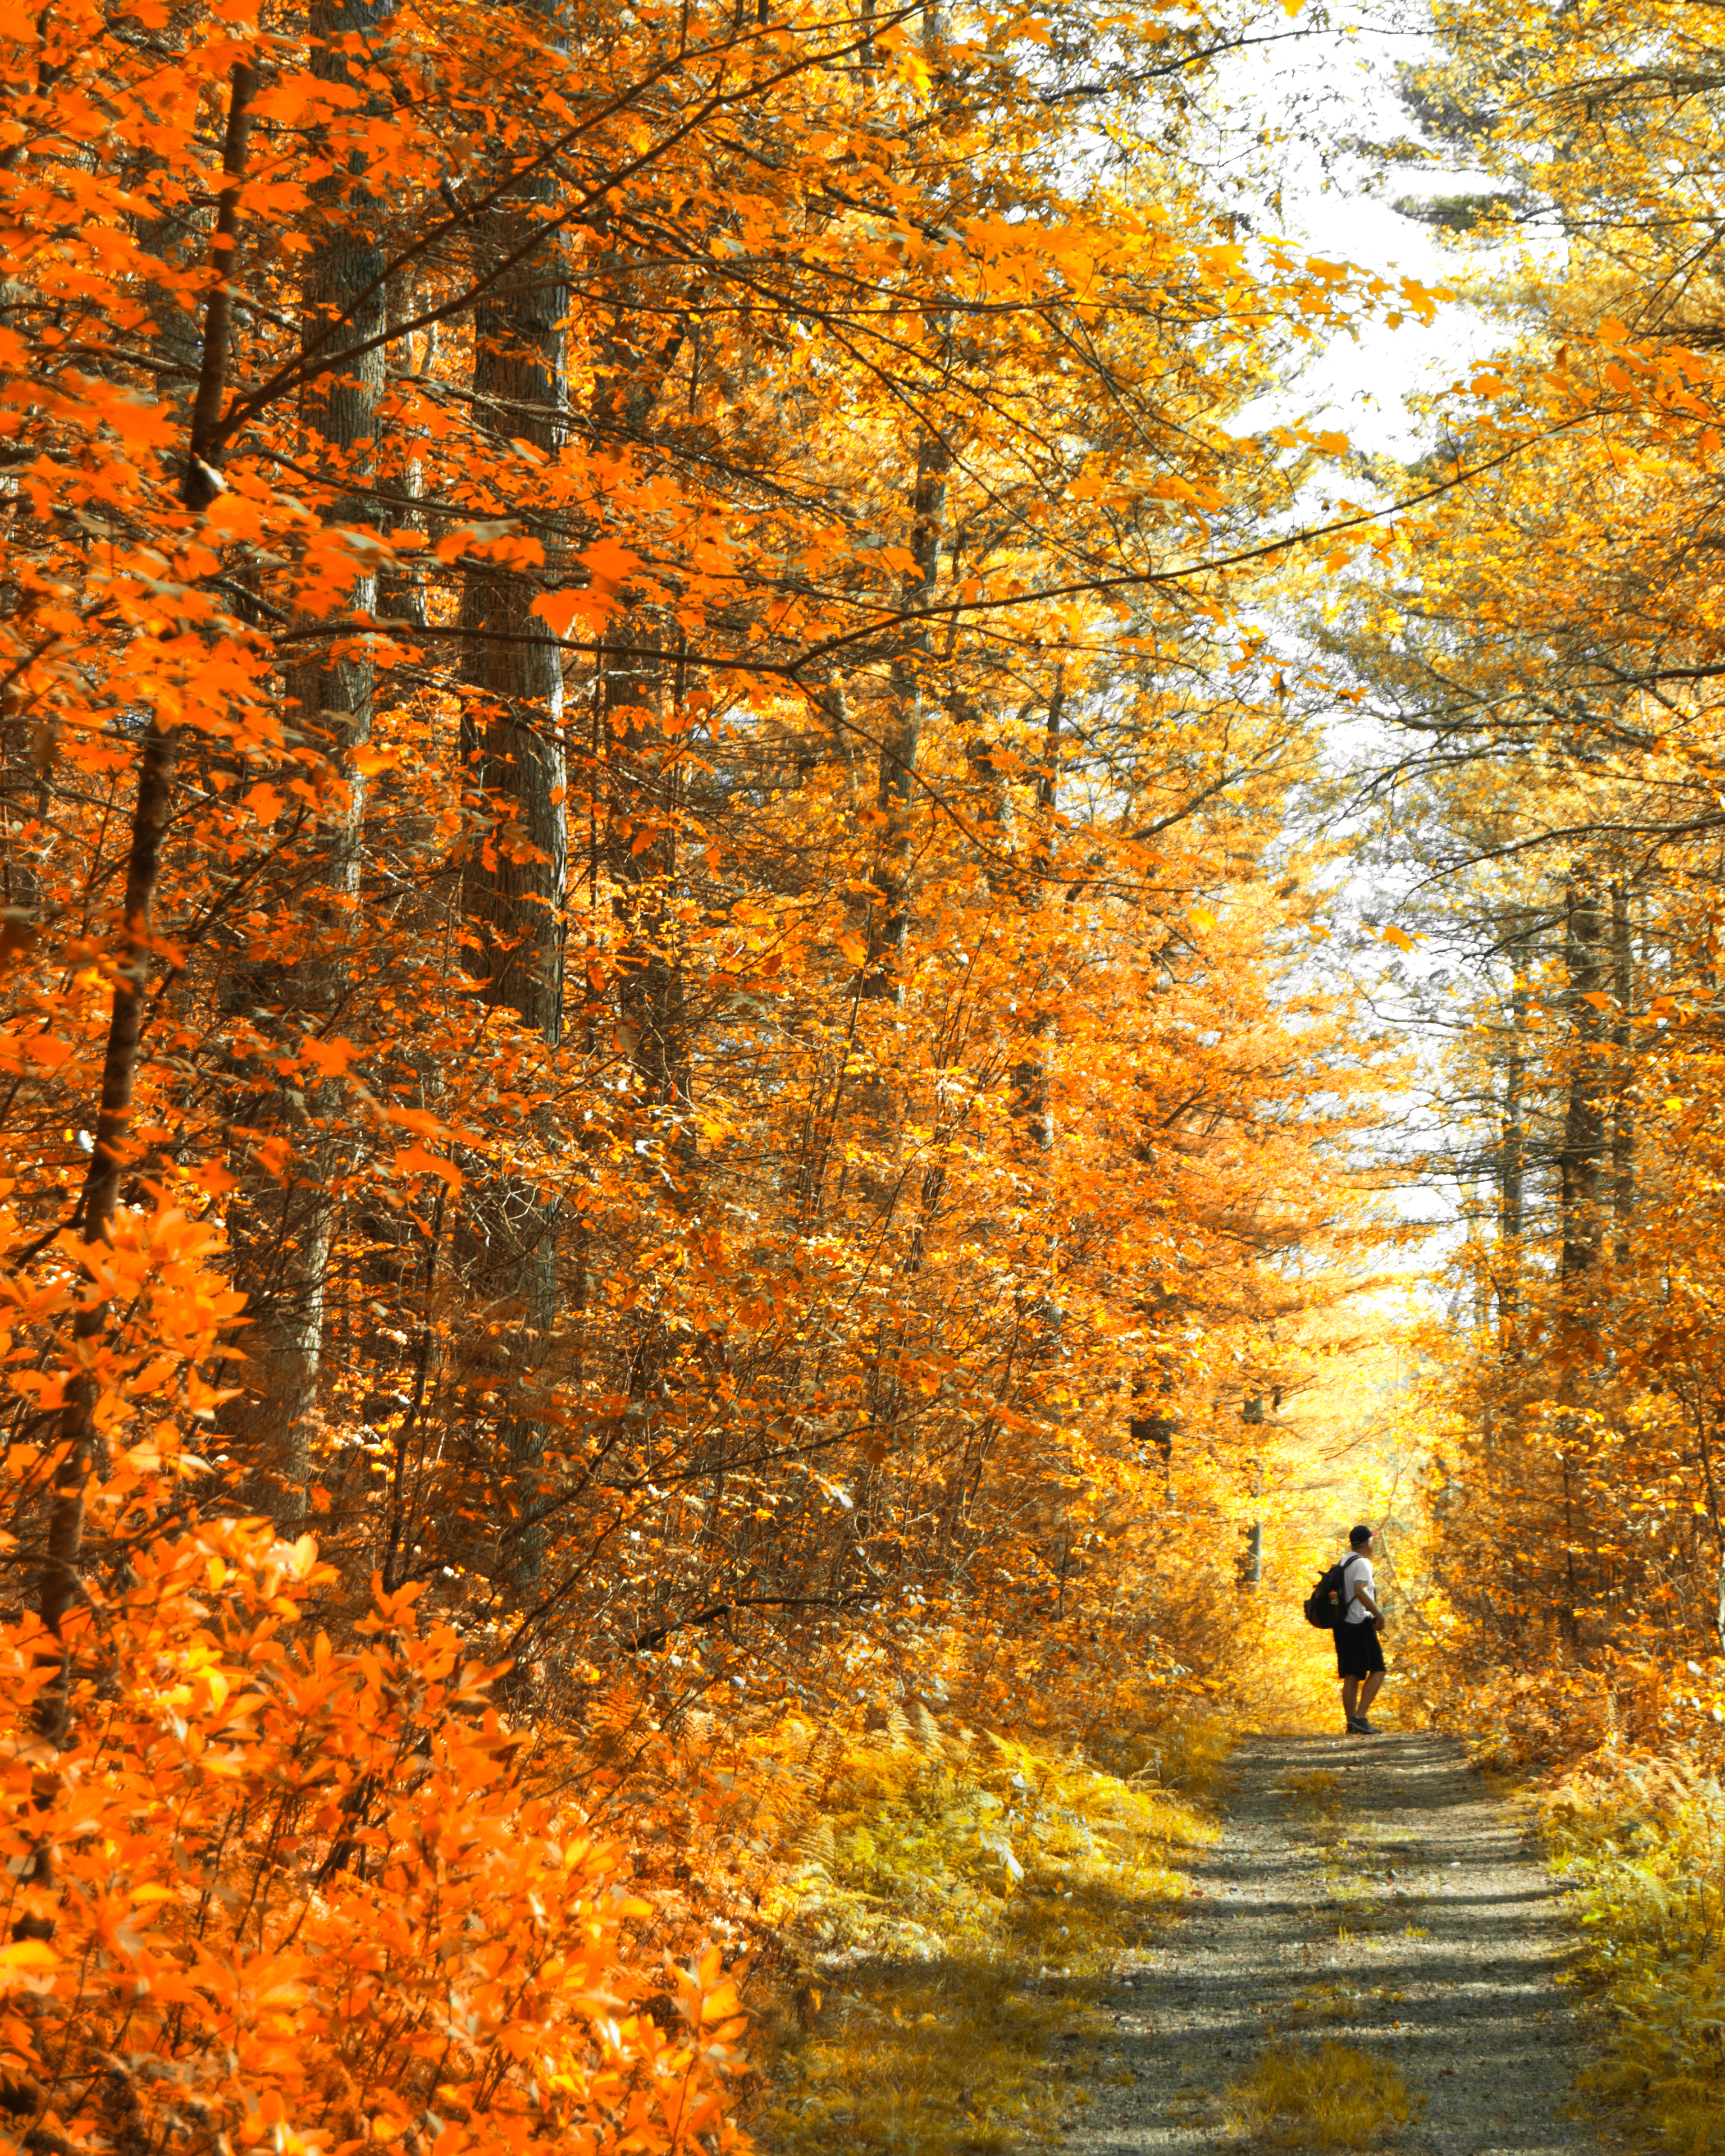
[1221,6,1506,454]
[1216,7,1510,1258]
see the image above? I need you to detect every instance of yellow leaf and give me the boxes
[701,1979,742,2022]
[0,1940,58,1971]
[0,1938,59,1991]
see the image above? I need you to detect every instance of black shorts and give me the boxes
[1335,1620,1385,1677]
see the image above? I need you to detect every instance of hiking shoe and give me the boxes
[1351,1718,1379,1735]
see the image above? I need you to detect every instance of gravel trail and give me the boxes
[1056,1730,1619,2154]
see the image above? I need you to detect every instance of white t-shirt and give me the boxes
[1343,1553,1375,1623]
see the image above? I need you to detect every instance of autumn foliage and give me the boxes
[1340,0,1725,1728]
[2,1531,750,2156]
[1283,3,1725,2140]
[0,0,1426,2141]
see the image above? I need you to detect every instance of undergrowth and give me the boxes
[749,1702,1230,2154]
[1388,1599,1725,2155]
[1227,2040,1415,2149]
[1541,1754,1725,2156]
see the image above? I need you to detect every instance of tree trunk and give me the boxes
[35,58,258,1743]
[229,0,391,1510]
[1560,878,1608,1282]
[865,427,950,1001]
[1610,879,1635,1267]
[1497,928,1528,1323]
[605,629,688,1127]
[1557,876,1608,1651]
[840,426,951,1565]
[460,268,567,1040]
[1009,672,1063,1158]
[459,91,569,1589]
[184,62,258,511]
[36,729,178,1745]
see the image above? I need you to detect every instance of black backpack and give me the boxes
[1302,1552,1362,1630]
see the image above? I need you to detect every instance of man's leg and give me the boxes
[1341,1674,1359,1724]
[1359,1670,1384,1717]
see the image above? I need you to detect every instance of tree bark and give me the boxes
[184,63,259,511]
[1610,879,1635,1267]
[865,427,950,1001]
[36,724,177,1743]
[35,56,259,1739]
[458,77,570,1589]
[1497,928,1528,1323]
[460,274,568,1039]
[229,0,391,1508]
[1009,672,1063,1158]
[1560,878,1608,1282]
[1556,876,1609,1651]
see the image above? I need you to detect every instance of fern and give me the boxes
[750,1703,1229,2154]
[1544,1754,1725,2152]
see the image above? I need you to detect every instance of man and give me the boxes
[1336,1522,1386,1735]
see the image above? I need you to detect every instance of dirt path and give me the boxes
[1056,1731,1621,2155]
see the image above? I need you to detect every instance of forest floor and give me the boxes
[1050,1730,1623,2156]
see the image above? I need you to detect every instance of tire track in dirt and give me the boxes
[1055,1730,1623,2155]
